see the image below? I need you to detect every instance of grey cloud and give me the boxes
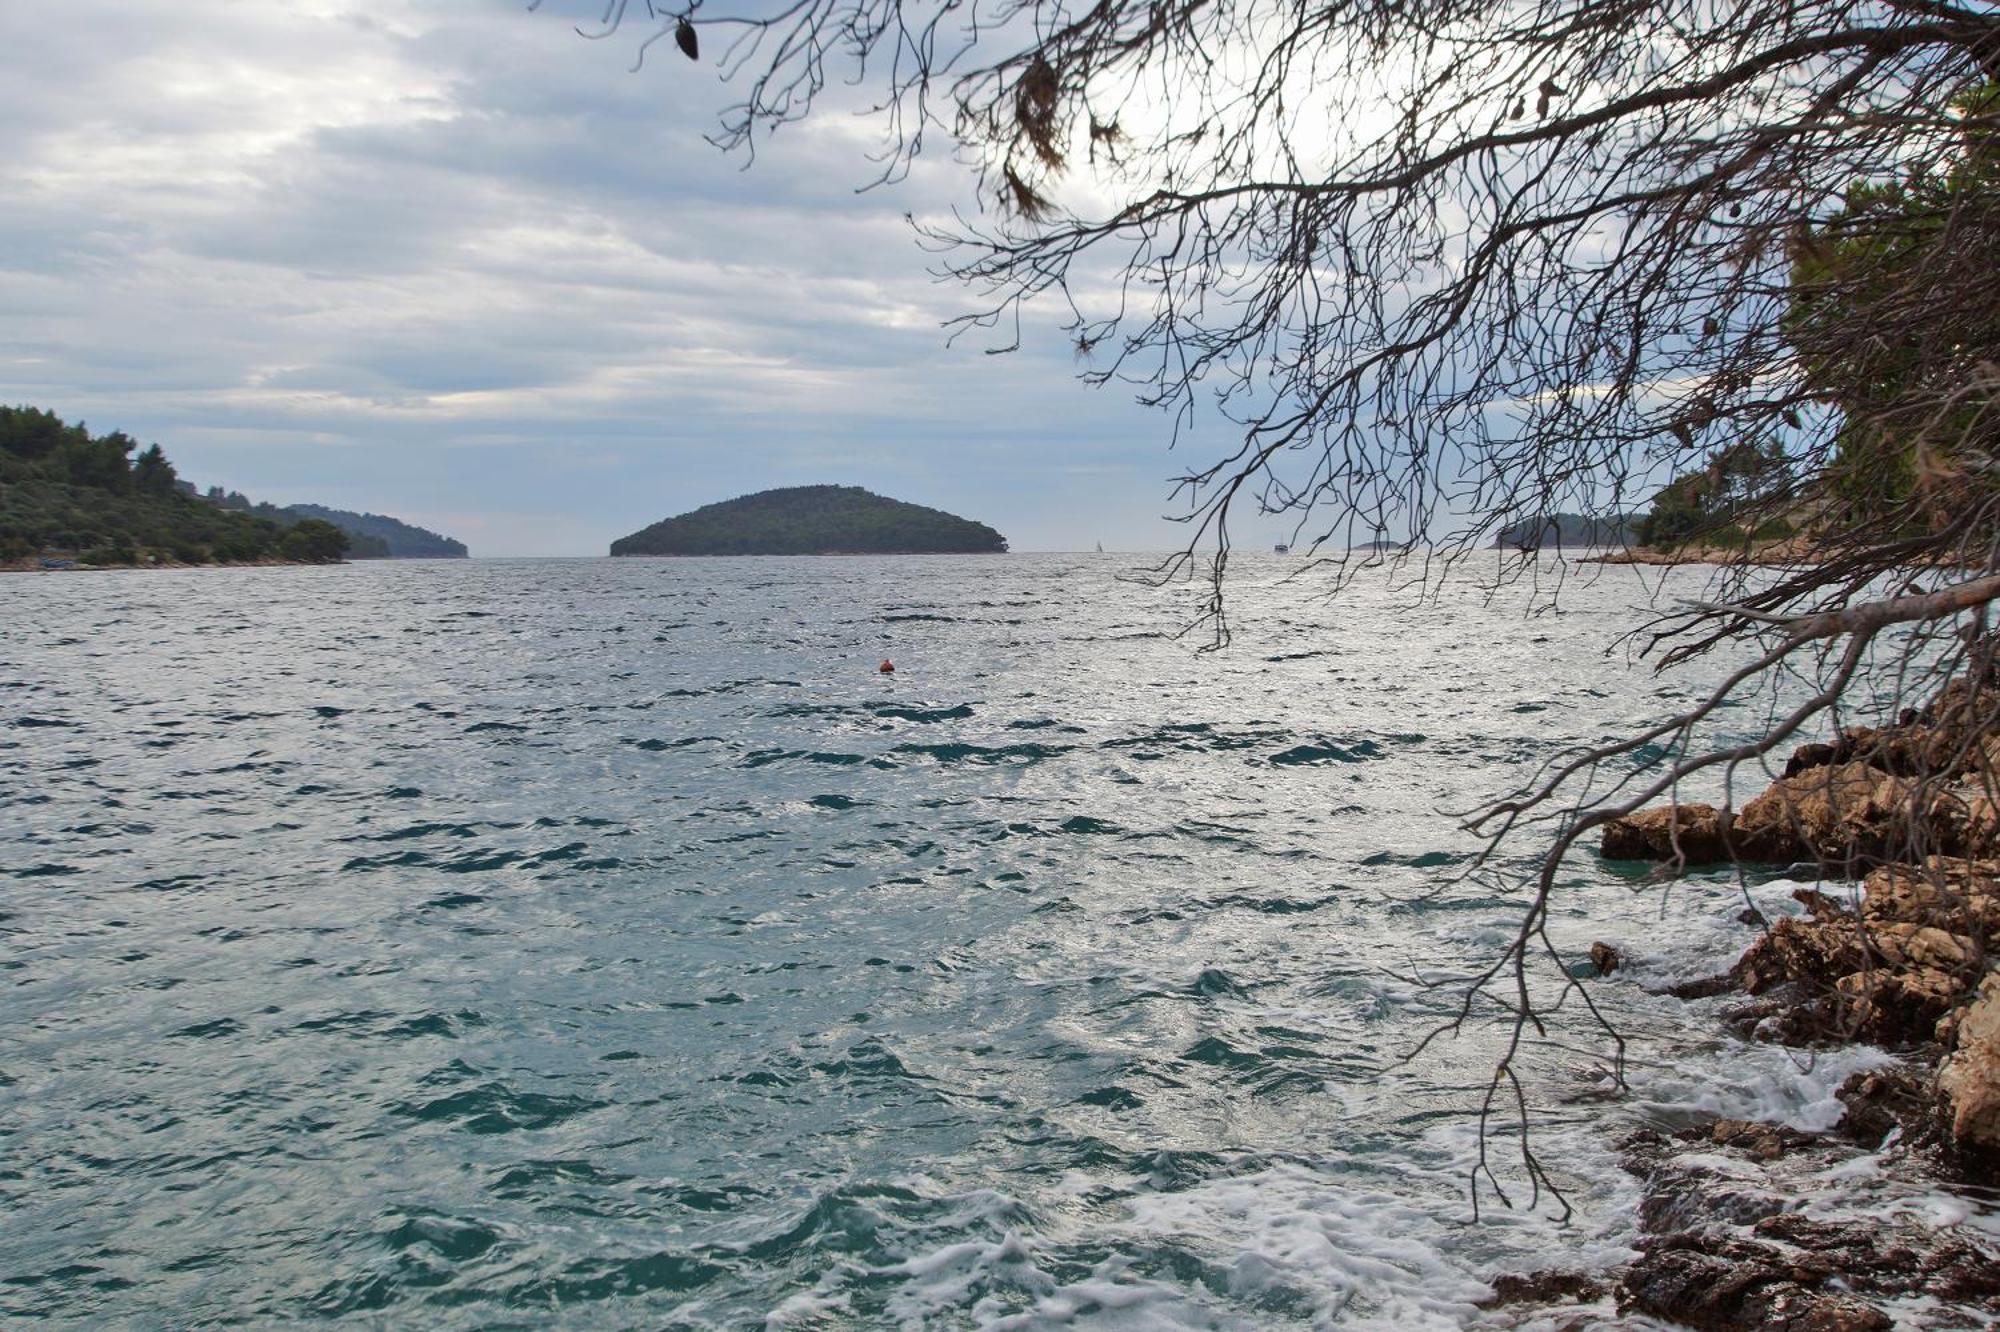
[0,0,1265,555]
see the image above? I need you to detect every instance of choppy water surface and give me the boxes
[0,555,1937,1327]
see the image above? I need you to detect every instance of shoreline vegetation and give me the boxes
[3,553,355,574]
[1,405,466,570]
[1499,670,2000,1326]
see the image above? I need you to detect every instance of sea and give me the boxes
[0,554,1970,1327]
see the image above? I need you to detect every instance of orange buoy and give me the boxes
[878,660,895,674]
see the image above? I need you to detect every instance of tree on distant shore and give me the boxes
[540,0,2000,1211]
[278,517,351,563]
[1636,439,1794,550]
[133,443,178,497]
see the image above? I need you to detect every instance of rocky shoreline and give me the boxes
[1485,1103,2000,1328]
[1585,536,1824,567]
[1503,673,2000,1327]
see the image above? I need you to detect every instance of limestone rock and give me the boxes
[1616,1236,1892,1330]
[1864,922,1978,972]
[1711,1118,1786,1160]
[1479,1269,1605,1308]
[1939,970,2000,1152]
[1833,965,1968,1044]
[1737,917,1863,995]
[1601,803,1732,863]
[1733,762,1912,863]
[1835,1067,1930,1147]
[1861,857,2000,941]
[1929,786,2000,858]
[1784,741,1838,778]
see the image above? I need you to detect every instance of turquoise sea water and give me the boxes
[0,555,1908,1327]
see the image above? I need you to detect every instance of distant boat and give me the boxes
[1096,542,1104,553]
[1273,543,1290,554]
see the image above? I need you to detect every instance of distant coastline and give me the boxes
[1585,536,1823,566]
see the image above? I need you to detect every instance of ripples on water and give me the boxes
[0,555,1902,1326]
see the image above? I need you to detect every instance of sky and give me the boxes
[0,0,1271,557]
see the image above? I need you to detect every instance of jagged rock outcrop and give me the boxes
[1616,1232,1893,1330]
[1736,911,1866,997]
[1861,857,2000,936]
[1600,803,1733,861]
[1588,673,2000,1197]
[1835,1066,1931,1147]
[1729,870,1986,1046]
[1940,973,2000,1153]
[1600,672,2000,868]
[1732,761,1915,862]
[1608,1125,2000,1329]
[1573,678,2000,1328]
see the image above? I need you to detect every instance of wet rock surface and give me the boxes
[1834,1066,1932,1148]
[1600,673,2000,871]
[1600,802,1734,862]
[1478,1268,1606,1308]
[1617,1234,1894,1331]
[1664,839,2000,1150]
[1566,676,2000,1330]
[1607,1120,2000,1329]
[1733,761,1915,864]
[1941,972,2000,1154]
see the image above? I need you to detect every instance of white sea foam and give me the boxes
[780,865,1993,1332]
[1624,1040,1896,1133]
[867,1166,1499,1331]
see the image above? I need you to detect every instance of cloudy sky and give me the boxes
[0,0,1270,556]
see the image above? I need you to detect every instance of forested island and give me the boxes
[611,485,1008,556]
[1,405,466,567]
[196,493,467,559]
[1491,512,1641,550]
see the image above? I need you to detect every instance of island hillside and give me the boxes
[1,406,348,566]
[1,404,467,566]
[1491,511,1641,550]
[194,492,468,558]
[611,485,1007,556]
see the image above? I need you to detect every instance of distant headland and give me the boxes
[610,485,1008,556]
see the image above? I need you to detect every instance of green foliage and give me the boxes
[1638,439,1792,549]
[278,518,350,563]
[203,491,464,557]
[0,405,344,565]
[282,503,465,558]
[1752,517,1797,541]
[132,444,177,497]
[1787,83,2000,526]
[611,485,1008,556]
[3,405,453,566]
[0,405,75,462]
